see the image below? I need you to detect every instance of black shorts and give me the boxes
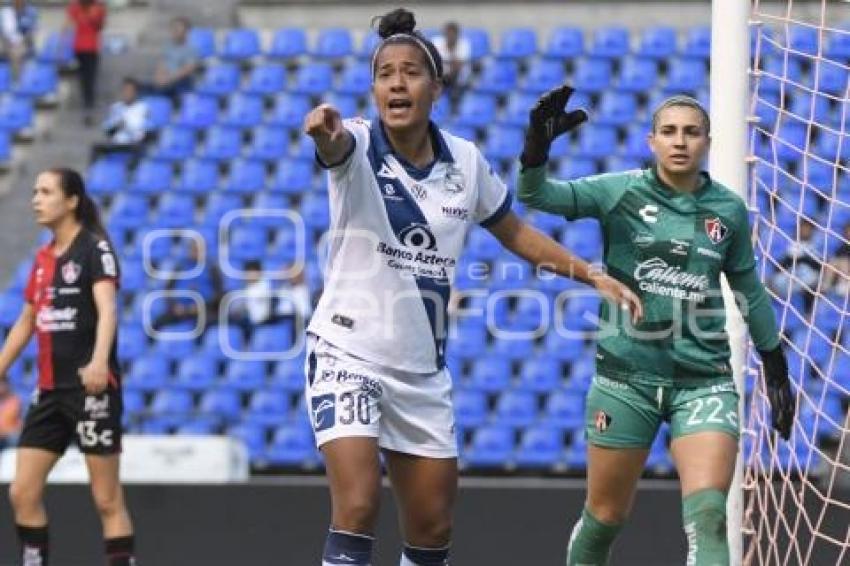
[18,388,123,456]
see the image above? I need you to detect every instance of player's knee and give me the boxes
[9,480,42,512]
[406,513,452,547]
[91,488,125,519]
[586,501,630,525]
[334,493,379,532]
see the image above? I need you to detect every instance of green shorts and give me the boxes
[585,374,740,449]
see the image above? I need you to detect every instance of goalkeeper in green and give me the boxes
[517,87,796,566]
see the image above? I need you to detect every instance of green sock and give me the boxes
[682,489,729,566]
[566,507,622,566]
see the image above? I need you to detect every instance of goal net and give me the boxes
[745,1,850,564]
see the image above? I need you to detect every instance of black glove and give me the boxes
[520,84,589,170]
[758,344,795,440]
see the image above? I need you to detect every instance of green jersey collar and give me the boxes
[649,165,712,198]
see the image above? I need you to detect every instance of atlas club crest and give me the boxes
[704,217,728,244]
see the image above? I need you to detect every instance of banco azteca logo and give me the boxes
[399,223,437,250]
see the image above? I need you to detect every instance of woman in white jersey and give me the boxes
[303,9,642,566]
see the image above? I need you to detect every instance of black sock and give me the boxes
[16,524,49,566]
[105,535,136,566]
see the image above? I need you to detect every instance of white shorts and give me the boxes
[304,335,457,459]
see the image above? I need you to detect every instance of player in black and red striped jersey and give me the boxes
[0,168,137,565]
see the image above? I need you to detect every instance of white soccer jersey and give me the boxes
[307,118,511,373]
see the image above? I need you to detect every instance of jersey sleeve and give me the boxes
[315,118,369,178]
[90,239,120,284]
[472,150,513,227]
[517,165,631,220]
[722,199,757,274]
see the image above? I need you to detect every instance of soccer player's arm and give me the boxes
[517,166,628,220]
[90,242,120,368]
[0,265,38,380]
[305,104,358,172]
[723,202,781,351]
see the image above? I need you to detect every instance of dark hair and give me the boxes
[122,76,139,89]
[47,167,110,241]
[651,95,710,134]
[371,8,443,80]
[244,259,262,272]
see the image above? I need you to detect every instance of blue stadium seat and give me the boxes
[324,93,358,119]
[682,26,711,59]
[200,126,242,161]
[789,91,832,124]
[269,358,304,392]
[300,193,330,230]
[251,324,293,353]
[224,158,266,194]
[175,94,219,129]
[293,134,317,160]
[129,159,173,194]
[292,62,334,95]
[313,27,353,58]
[202,192,242,227]
[467,358,511,392]
[497,27,537,59]
[554,157,595,180]
[248,125,289,162]
[595,91,637,126]
[484,125,524,161]
[617,57,658,92]
[664,58,707,93]
[143,96,173,130]
[271,158,313,194]
[125,355,170,392]
[494,390,537,427]
[442,122,476,143]
[636,26,677,59]
[151,126,196,161]
[521,58,565,95]
[200,324,244,359]
[156,193,195,228]
[197,63,241,97]
[588,26,629,59]
[174,357,219,391]
[222,360,267,391]
[544,26,583,59]
[813,129,850,163]
[222,93,265,128]
[453,388,488,428]
[475,59,519,94]
[621,123,653,161]
[464,28,491,61]
[246,389,289,426]
[606,156,643,173]
[464,425,513,468]
[358,31,381,59]
[336,61,371,96]
[269,27,308,59]
[117,259,145,293]
[266,424,317,467]
[270,92,311,129]
[815,60,850,96]
[517,358,561,393]
[774,121,808,162]
[0,63,11,92]
[37,32,74,66]
[14,62,57,98]
[0,292,21,326]
[541,330,586,363]
[502,92,539,127]
[149,328,197,359]
[122,389,146,418]
[87,159,127,196]
[199,389,242,422]
[575,124,618,159]
[0,94,33,131]
[516,426,563,469]
[788,25,819,57]
[572,59,612,93]
[455,92,497,127]
[825,25,850,59]
[176,417,221,435]
[244,63,286,96]
[187,27,216,59]
[542,390,584,428]
[176,158,219,193]
[150,389,194,416]
[220,28,261,61]
[758,56,803,95]
[227,423,267,460]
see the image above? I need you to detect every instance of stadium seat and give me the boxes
[617,57,658,92]
[497,27,537,59]
[788,24,819,57]
[197,63,241,97]
[541,331,586,363]
[86,159,128,196]
[517,358,562,392]
[129,159,173,194]
[0,63,11,93]
[588,26,630,59]
[484,125,524,161]
[200,126,243,161]
[606,156,643,173]
[155,193,195,228]
[521,58,565,95]
[812,129,850,163]
[815,60,850,96]
[151,126,196,161]
[222,93,265,128]
[175,94,219,129]
[595,91,638,126]
[336,61,371,96]
[455,92,497,127]
[175,357,219,391]
[475,59,519,94]
[220,28,261,61]
[825,25,850,59]
[453,388,488,428]
[143,96,173,130]
[270,92,311,129]
[464,28,491,60]
[682,25,711,59]
[199,388,243,423]
[244,63,287,96]
[542,390,584,428]
[187,27,216,59]
[292,62,334,95]
[222,360,267,391]
[774,121,808,162]
[269,358,305,392]
[202,192,242,227]
[176,417,221,435]
[268,27,308,59]
[122,389,146,419]
[621,123,653,161]
[246,389,290,426]
[464,425,513,468]
[664,57,707,92]
[300,193,330,230]
[789,91,832,124]
[554,157,596,180]
[0,94,33,131]
[312,27,353,59]
[636,26,677,59]
[224,158,266,194]
[150,389,194,416]
[201,324,244,359]
[14,62,57,98]
[493,390,537,427]
[108,193,149,230]
[516,426,563,469]
[248,125,289,162]
[117,323,148,364]
[125,354,170,392]
[176,158,219,193]
[543,26,584,59]
[251,324,293,353]
[358,31,381,59]
[572,58,612,93]
[574,124,618,159]
[266,424,317,467]
[467,357,512,392]
[502,92,540,127]
[324,93,358,119]
[270,158,313,194]
[37,32,74,66]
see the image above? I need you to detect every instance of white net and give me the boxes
[745,1,850,564]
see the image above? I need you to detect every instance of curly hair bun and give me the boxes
[377,8,416,39]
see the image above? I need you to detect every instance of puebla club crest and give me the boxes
[704,217,728,244]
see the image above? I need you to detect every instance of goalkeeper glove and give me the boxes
[757,344,795,440]
[520,84,588,170]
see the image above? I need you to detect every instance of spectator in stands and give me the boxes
[772,217,821,312]
[0,0,38,78]
[153,238,223,330]
[272,264,312,344]
[90,77,148,162]
[65,0,106,126]
[432,21,471,108]
[826,222,850,295]
[0,380,21,450]
[144,17,199,99]
[232,259,274,328]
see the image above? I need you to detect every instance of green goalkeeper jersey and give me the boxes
[518,165,781,387]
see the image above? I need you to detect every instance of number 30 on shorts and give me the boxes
[311,392,372,432]
[684,396,738,429]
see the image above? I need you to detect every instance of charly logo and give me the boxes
[639,204,659,224]
[61,260,81,284]
[311,394,336,432]
[705,217,728,244]
[398,223,437,250]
